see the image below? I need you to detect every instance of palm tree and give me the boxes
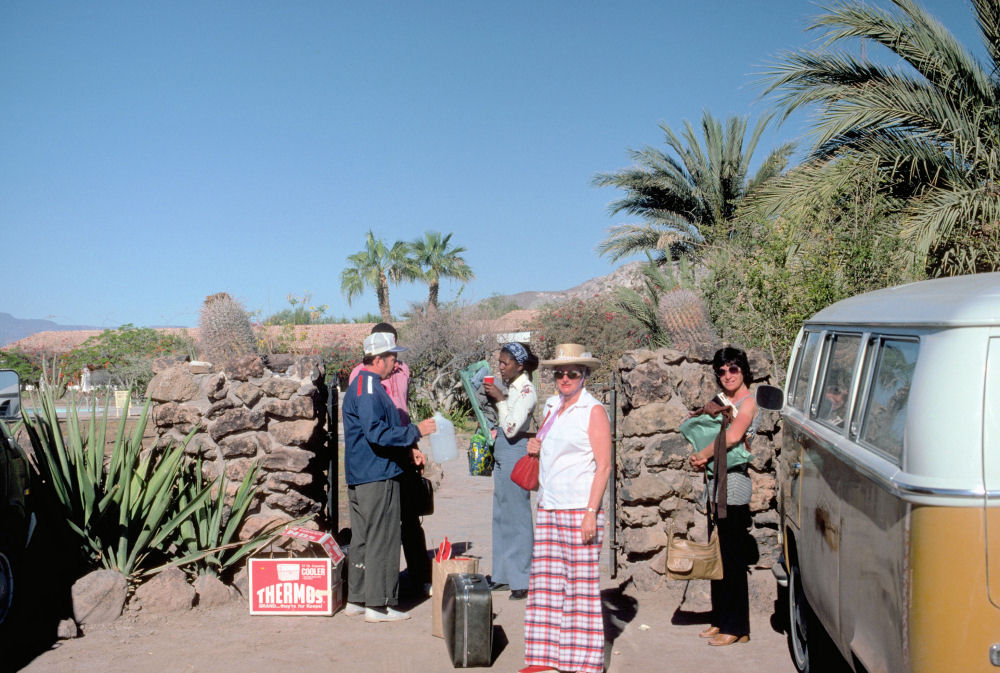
[340,231,418,322]
[594,110,794,262]
[409,231,474,310]
[764,0,1000,276]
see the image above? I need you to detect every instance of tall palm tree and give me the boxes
[340,231,418,322]
[594,110,794,262]
[765,0,1000,276]
[409,231,474,310]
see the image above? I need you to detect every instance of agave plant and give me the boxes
[21,387,213,579]
[167,459,304,579]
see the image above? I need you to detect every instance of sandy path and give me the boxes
[13,438,809,673]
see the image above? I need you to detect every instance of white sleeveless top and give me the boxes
[538,388,606,509]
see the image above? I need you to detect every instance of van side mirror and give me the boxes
[0,369,22,420]
[756,384,784,411]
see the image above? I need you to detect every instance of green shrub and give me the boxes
[60,324,194,392]
[22,388,210,579]
[702,171,922,377]
[0,349,42,386]
[527,295,652,387]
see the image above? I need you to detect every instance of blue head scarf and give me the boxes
[502,342,529,364]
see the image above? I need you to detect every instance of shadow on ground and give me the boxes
[600,580,638,670]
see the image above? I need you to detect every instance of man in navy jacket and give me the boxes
[342,331,435,623]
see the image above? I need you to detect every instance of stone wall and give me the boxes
[146,354,328,541]
[614,345,782,592]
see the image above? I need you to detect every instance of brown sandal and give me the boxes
[698,626,720,638]
[708,633,749,646]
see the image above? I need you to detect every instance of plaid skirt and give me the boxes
[524,508,606,673]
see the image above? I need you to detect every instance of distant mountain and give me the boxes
[0,313,100,346]
[499,261,646,309]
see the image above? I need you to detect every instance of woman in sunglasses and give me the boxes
[518,344,611,673]
[689,346,759,646]
[483,341,538,600]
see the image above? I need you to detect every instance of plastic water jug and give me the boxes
[429,412,458,462]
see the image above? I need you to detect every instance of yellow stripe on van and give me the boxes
[908,506,1000,672]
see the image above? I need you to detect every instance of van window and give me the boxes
[789,331,821,411]
[858,338,918,461]
[814,333,861,430]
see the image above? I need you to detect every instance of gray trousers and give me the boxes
[491,432,534,590]
[347,478,401,607]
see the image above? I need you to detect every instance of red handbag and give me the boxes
[510,455,539,490]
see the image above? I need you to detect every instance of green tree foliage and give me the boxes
[702,170,922,374]
[527,295,652,387]
[61,324,195,393]
[0,349,42,385]
[764,0,1000,276]
[340,231,419,322]
[595,110,795,261]
[409,231,475,310]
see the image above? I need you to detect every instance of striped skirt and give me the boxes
[524,508,606,673]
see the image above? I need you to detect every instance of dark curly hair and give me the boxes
[712,346,751,385]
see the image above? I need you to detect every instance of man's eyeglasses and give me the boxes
[716,365,741,377]
[553,370,582,380]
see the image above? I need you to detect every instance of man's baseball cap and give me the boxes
[363,332,407,356]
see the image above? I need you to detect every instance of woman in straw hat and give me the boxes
[519,344,611,673]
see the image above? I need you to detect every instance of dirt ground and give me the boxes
[9,438,809,673]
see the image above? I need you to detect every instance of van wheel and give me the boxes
[788,556,820,672]
[0,552,12,625]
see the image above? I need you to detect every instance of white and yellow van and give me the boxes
[774,273,1000,672]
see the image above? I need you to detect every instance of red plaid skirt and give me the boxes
[524,508,605,673]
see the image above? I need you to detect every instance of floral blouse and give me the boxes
[496,372,537,439]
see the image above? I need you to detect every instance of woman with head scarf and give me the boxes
[519,344,611,673]
[483,341,538,600]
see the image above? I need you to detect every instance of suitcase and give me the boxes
[441,572,493,667]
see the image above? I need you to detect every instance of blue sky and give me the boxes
[0,1,981,328]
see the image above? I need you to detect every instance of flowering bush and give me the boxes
[319,340,361,390]
[60,324,196,392]
[527,295,652,386]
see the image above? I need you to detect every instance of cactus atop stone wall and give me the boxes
[198,292,258,364]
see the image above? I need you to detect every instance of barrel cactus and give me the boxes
[198,292,258,364]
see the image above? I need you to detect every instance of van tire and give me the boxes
[788,554,836,672]
[0,551,13,625]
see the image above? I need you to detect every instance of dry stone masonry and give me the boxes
[614,345,782,594]
[147,353,328,543]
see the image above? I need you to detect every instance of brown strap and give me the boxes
[711,407,734,519]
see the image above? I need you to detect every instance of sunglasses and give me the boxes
[716,365,742,377]
[553,369,583,380]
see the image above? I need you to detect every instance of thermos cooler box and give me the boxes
[441,572,493,667]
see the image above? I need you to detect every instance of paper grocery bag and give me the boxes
[431,556,478,638]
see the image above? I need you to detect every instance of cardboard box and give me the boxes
[248,526,345,616]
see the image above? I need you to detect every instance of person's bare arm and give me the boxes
[581,405,612,543]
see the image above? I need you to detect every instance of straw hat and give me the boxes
[539,343,601,368]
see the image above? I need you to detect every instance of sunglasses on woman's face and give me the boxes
[716,365,741,377]
[553,369,582,380]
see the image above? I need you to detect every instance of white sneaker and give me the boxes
[365,606,411,623]
[343,602,365,616]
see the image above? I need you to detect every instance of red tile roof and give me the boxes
[2,310,540,356]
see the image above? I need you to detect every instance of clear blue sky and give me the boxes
[0,1,981,328]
